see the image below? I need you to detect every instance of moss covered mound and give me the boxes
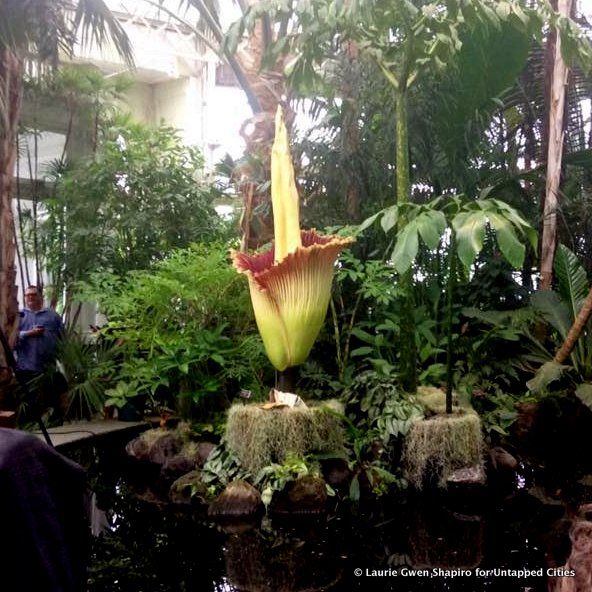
[417,386,470,415]
[402,409,483,490]
[225,402,345,474]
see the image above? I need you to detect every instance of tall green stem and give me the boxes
[445,233,457,414]
[395,89,417,393]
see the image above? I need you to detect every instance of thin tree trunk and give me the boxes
[0,49,24,349]
[395,89,417,393]
[554,285,592,365]
[540,0,573,290]
[342,40,361,222]
[445,234,457,414]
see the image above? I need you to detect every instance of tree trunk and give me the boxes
[341,40,361,223]
[445,234,457,414]
[540,0,573,290]
[554,285,592,365]
[0,49,23,351]
[395,89,417,393]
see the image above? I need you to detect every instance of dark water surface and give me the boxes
[63,436,580,592]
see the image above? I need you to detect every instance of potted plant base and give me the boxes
[225,401,345,474]
[402,388,483,490]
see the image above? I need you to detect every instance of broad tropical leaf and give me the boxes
[530,290,572,340]
[575,383,592,411]
[554,244,589,321]
[486,211,525,269]
[416,209,446,250]
[380,206,399,234]
[526,360,570,393]
[391,223,419,274]
[452,210,486,271]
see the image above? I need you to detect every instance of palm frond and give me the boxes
[72,0,134,66]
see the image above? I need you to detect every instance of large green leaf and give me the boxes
[380,206,399,233]
[575,383,592,411]
[391,223,419,274]
[554,244,589,322]
[526,361,570,394]
[452,210,486,271]
[486,211,525,269]
[530,290,572,340]
[358,210,382,233]
[415,209,446,250]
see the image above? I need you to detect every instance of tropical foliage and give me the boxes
[41,115,223,306]
[79,244,270,417]
[2,0,592,506]
[0,0,132,347]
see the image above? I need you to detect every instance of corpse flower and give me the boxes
[232,107,354,372]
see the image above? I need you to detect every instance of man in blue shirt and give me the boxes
[15,286,64,410]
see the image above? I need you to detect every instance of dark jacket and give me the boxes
[0,428,88,591]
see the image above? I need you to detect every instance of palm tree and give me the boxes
[0,0,132,349]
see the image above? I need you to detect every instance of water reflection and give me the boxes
[408,509,484,569]
[67,439,581,592]
[223,525,343,591]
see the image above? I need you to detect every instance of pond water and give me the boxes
[63,435,583,592]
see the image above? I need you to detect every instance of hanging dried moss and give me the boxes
[225,401,345,474]
[402,409,483,490]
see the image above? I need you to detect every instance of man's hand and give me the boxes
[28,326,45,337]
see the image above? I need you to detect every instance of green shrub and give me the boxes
[79,243,270,418]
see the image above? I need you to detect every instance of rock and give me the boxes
[126,436,150,461]
[446,465,487,511]
[448,464,487,486]
[487,447,518,492]
[159,441,214,481]
[208,480,263,519]
[160,455,196,483]
[527,485,564,507]
[271,475,328,515]
[489,446,518,473]
[196,441,216,467]
[126,429,186,466]
[148,433,183,465]
[169,470,209,506]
